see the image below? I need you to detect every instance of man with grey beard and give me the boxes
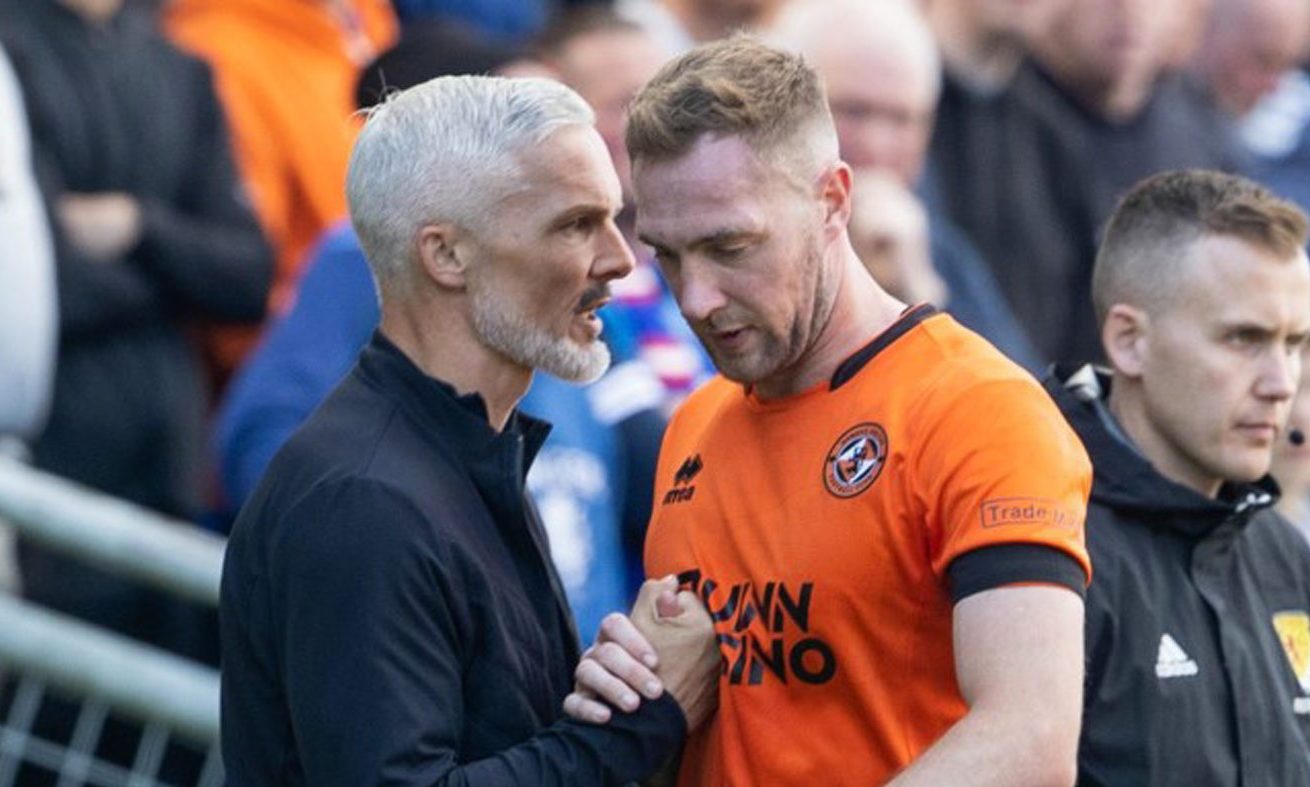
[219,75,719,786]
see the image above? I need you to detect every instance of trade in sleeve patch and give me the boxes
[979,497,1077,529]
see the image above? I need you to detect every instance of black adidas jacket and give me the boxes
[1046,366,1310,787]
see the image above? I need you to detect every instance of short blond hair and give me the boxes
[1093,169,1310,325]
[625,34,836,174]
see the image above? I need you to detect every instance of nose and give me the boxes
[675,258,728,324]
[593,220,636,283]
[1256,347,1300,402]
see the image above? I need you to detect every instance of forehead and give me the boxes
[506,125,622,212]
[1171,234,1310,328]
[562,29,665,80]
[814,37,935,110]
[633,135,785,246]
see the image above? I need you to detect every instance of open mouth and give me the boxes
[577,286,611,315]
[573,288,611,338]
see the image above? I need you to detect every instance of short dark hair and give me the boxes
[625,34,835,169]
[355,21,521,111]
[534,6,644,62]
[1093,169,1309,325]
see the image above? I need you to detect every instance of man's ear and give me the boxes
[415,222,469,290]
[1103,303,1150,378]
[819,161,854,238]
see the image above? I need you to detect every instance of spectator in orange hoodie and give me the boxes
[166,0,396,384]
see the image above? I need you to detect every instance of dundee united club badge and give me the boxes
[823,423,888,498]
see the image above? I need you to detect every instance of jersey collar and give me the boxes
[830,304,939,390]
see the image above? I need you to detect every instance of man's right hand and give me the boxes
[564,575,719,732]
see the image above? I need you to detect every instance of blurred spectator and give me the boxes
[537,8,712,400]
[848,171,946,306]
[165,0,396,384]
[539,9,668,232]
[926,0,1099,365]
[390,0,547,43]
[1162,0,1215,69]
[774,0,1039,368]
[1023,0,1240,228]
[1191,0,1310,119]
[925,0,1066,92]
[1273,348,1310,545]
[1205,0,1310,215]
[1012,0,1240,370]
[0,40,56,596]
[0,0,271,651]
[1244,66,1310,213]
[356,19,521,107]
[616,0,788,55]
[0,43,56,446]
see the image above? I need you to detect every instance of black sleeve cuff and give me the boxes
[947,544,1087,604]
[558,690,687,783]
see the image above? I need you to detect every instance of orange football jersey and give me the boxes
[645,306,1092,786]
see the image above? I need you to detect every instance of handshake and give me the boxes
[564,576,720,732]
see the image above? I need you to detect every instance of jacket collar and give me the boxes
[355,330,551,478]
[1045,363,1278,538]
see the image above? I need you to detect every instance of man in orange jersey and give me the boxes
[564,36,1093,785]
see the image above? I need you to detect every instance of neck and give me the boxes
[929,5,1024,91]
[1108,380,1223,498]
[1032,51,1157,123]
[379,295,531,432]
[755,242,905,400]
[58,0,121,23]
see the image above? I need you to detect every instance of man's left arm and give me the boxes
[892,373,1092,785]
[887,585,1084,787]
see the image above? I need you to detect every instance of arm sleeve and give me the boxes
[914,376,1093,601]
[214,231,377,513]
[131,58,272,323]
[275,480,685,786]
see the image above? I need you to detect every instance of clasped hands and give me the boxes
[564,575,720,732]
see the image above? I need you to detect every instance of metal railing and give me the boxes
[0,453,225,786]
[0,456,223,607]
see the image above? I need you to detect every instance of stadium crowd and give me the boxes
[3,0,1310,784]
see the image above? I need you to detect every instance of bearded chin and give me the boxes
[468,283,611,384]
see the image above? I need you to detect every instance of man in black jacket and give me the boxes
[1048,169,1310,785]
[220,74,718,785]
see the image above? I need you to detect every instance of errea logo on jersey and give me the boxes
[823,423,888,498]
[663,454,702,506]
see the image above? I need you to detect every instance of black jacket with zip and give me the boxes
[221,333,685,786]
[1046,365,1310,787]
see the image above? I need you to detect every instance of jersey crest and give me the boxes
[822,423,888,498]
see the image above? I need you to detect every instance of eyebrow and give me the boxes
[638,228,763,254]
[550,202,620,228]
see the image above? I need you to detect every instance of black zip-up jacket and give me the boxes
[221,333,685,786]
[1046,366,1310,787]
